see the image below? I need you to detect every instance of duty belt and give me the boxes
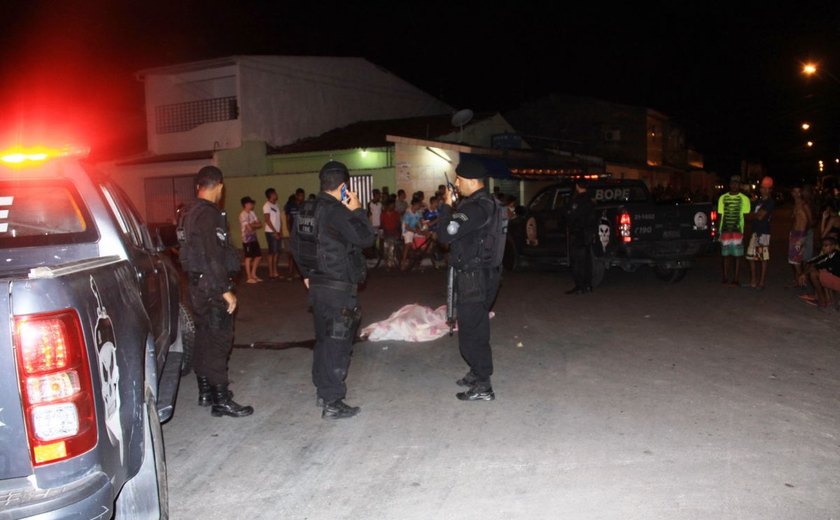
[309,276,357,295]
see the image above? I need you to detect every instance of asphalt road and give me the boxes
[163,209,840,520]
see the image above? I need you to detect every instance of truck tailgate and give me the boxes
[0,281,33,480]
[630,202,713,242]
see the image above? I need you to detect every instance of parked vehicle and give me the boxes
[0,146,189,518]
[504,178,717,285]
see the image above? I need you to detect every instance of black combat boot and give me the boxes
[322,399,360,419]
[456,370,479,387]
[456,381,495,401]
[210,384,254,418]
[197,376,211,407]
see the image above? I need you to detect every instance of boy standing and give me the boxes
[239,196,262,283]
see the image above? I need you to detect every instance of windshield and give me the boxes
[0,180,97,248]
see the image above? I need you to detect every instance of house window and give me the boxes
[155,96,238,134]
[144,176,196,224]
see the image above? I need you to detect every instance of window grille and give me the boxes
[155,96,238,134]
[349,175,373,209]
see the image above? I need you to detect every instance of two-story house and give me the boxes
[100,55,453,226]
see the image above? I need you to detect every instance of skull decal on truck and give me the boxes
[90,276,123,462]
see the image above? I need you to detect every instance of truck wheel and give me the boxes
[115,387,169,519]
[591,256,606,288]
[653,266,688,283]
[178,303,195,376]
[502,238,520,271]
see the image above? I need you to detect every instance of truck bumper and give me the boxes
[0,472,113,520]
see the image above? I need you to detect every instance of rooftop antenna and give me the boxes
[451,108,474,143]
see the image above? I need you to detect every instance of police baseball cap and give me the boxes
[455,157,487,179]
[240,196,255,206]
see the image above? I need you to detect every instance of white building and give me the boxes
[101,55,452,223]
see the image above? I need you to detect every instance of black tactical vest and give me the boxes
[294,197,366,284]
[451,192,509,271]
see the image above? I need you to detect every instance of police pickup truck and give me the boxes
[0,146,188,518]
[504,178,717,285]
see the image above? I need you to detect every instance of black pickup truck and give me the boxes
[504,179,717,285]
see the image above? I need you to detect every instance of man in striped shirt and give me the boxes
[717,175,751,286]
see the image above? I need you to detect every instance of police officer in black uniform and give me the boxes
[438,157,508,401]
[290,161,376,419]
[566,179,595,294]
[179,166,253,418]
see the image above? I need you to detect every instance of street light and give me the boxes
[802,122,811,130]
[801,61,840,84]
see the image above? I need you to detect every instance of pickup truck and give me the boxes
[504,178,717,285]
[0,147,189,518]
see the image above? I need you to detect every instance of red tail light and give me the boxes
[709,210,718,239]
[14,311,97,465]
[618,211,632,243]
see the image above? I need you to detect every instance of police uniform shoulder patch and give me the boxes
[453,212,469,222]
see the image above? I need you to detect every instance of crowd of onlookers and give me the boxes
[235,184,520,277]
[716,174,840,311]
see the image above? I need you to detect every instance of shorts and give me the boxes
[819,270,840,292]
[265,232,281,254]
[243,241,261,258]
[788,230,807,265]
[403,230,415,244]
[746,233,770,261]
[719,231,744,257]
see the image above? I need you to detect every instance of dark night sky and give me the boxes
[1,1,839,182]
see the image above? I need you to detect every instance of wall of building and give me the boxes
[394,143,458,198]
[103,158,210,222]
[238,56,453,148]
[144,64,242,155]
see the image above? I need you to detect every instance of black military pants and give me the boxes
[189,282,234,386]
[456,268,501,382]
[310,284,360,403]
[570,240,593,290]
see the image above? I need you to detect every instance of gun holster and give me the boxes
[327,306,361,340]
[457,270,486,303]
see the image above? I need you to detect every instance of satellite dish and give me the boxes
[451,109,474,143]
[451,109,474,128]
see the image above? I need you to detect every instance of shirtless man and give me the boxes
[788,185,813,286]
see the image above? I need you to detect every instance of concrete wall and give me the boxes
[145,64,242,154]
[236,56,452,148]
[103,158,209,221]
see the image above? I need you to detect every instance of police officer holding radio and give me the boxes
[438,157,508,401]
[178,166,254,418]
[290,161,376,419]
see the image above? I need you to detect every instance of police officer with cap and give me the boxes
[179,166,253,418]
[438,156,508,401]
[290,161,376,419]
